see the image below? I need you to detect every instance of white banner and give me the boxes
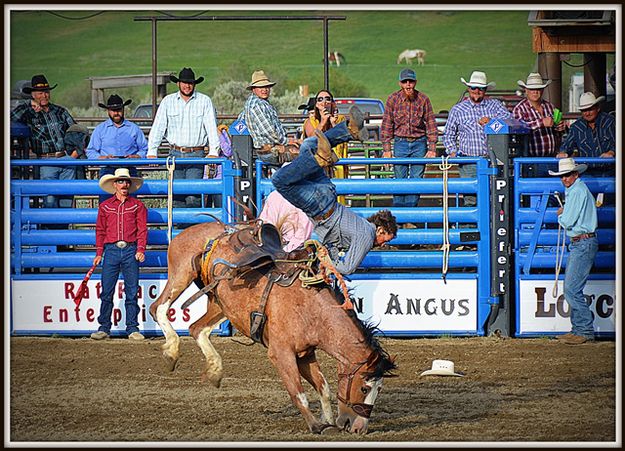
[347,279,478,333]
[518,279,616,334]
[11,278,478,335]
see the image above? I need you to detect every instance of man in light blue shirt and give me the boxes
[443,71,510,206]
[147,67,220,209]
[549,158,598,345]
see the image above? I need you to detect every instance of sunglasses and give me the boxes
[400,79,416,84]
[115,179,131,185]
[316,96,333,102]
[468,86,487,91]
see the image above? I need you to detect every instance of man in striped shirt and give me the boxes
[147,67,220,209]
[239,70,301,166]
[443,71,510,206]
[381,68,438,208]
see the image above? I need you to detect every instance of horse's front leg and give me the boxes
[189,298,226,388]
[297,351,334,426]
[268,346,332,434]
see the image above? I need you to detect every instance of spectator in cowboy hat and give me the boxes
[513,73,566,177]
[91,168,148,341]
[10,74,78,210]
[237,69,302,166]
[147,67,221,212]
[443,70,510,206]
[559,92,615,177]
[87,94,147,200]
[549,158,598,345]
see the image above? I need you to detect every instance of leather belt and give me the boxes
[313,205,336,222]
[397,137,422,142]
[171,145,207,153]
[571,232,596,242]
[40,152,66,158]
[112,240,135,249]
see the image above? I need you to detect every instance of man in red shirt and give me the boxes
[91,168,147,341]
[381,68,438,209]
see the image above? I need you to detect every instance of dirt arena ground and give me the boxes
[9,335,617,444]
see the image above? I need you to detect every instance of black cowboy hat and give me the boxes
[298,97,317,112]
[22,74,57,94]
[98,94,132,110]
[170,67,204,85]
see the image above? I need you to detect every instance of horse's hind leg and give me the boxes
[189,299,226,388]
[297,351,334,426]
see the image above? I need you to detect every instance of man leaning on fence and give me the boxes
[147,67,221,209]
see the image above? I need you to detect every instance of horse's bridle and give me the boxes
[336,354,378,419]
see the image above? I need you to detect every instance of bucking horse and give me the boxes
[149,219,396,434]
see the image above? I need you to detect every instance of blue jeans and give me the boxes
[272,122,352,218]
[170,149,204,208]
[564,236,598,339]
[458,162,477,207]
[392,137,427,208]
[39,156,76,208]
[97,243,141,334]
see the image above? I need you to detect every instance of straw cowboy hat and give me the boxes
[98,94,132,110]
[578,92,605,110]
[460,71,496,90]
[99,168,143,194]
[548,158,588,176]
[170,67,204,85]
[247,70,277,90]
[420,359,465,377]
[518,72,552,90]
[22,74,57,94]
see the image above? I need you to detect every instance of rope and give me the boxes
[552,192,566,298]
[201,239,219,285]
[166,156,176,244]
[438,156,453,284]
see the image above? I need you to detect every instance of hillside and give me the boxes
[7,8,590,113]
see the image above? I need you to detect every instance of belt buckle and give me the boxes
[115,241,128,249]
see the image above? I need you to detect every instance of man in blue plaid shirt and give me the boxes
[443,71,510,206]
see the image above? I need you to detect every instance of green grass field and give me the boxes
[8,8,601,114]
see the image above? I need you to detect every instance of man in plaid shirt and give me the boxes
[443,71,510,206]
[11,74,77,209]
[381,68,438,208]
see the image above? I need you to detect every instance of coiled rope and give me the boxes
[166,156,176,244]
[552,192,566,298]
[439,156,453,283]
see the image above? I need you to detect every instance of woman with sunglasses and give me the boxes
[302,90,349,203]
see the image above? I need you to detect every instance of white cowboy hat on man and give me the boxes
[99,168,143,194]
[460,71,496,89]
[548,157,588,176]
[419,359,465,377]
[518,72,552,90]
[578,92,605,111]
[247,70,276,90]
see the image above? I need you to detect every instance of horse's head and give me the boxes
[335,314,397,434]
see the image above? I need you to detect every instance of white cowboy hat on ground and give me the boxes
[420,359,465,377]
[461,71,496,89]
[99,168,143,194]
[548,157,588,176]
[578,92,605,110]
[518,72,552,89]
[247,70,277,90]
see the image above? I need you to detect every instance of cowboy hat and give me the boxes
[578,92,605,111]
[170,67,204,85]
[22,74,57,94]
[98,94,132,110]
[518,72,552,90]
[297,97,316,111]
[247,70,276,90]
[460,71,496,90]
[99,168,143,194]
[420,359,465,377]
[548,158,588,176]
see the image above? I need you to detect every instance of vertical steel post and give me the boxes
[323,17,329,91]
[151,18,158,120]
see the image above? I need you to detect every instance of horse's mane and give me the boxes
[344,308,397,378]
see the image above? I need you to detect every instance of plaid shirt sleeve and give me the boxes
[380,93,397,146]
[422,94,439,152]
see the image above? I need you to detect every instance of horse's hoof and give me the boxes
[200,370,222,388]
[320,425,340,435]
[311,423,336,435]
[162,355,178,372]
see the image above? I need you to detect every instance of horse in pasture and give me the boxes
[149,220,397,434]
[328,50,346,67]
[397,48,426,66]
